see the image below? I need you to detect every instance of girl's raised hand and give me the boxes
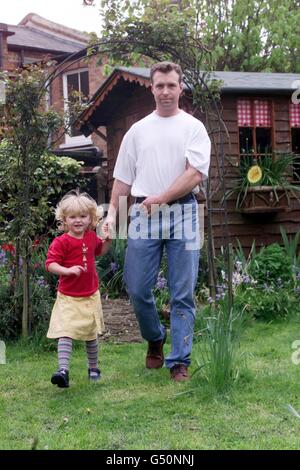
[65,265,85,276]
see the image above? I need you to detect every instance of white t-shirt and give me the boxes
[113,110,211,197]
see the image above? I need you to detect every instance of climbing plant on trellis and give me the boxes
[44,2,233,306]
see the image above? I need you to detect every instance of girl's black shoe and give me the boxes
[51,368,69,388]
[88,368,101,381]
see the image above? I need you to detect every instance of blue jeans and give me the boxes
[124,199,200,368]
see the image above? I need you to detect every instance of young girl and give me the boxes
[46,190,111,388]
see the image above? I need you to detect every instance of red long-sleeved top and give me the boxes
[45,231,103,297]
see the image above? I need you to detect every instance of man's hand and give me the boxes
[141,195,165,215]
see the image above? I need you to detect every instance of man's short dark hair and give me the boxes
[150,61,183,84]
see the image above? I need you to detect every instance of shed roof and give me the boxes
[117,66,300,93]
[77,66,300,136]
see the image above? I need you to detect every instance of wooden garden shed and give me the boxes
[77,66,300,251]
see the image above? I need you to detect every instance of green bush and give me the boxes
[234,285,298,321]
[0,142,86,239]
[0,284,19,340]
[0,244,56,340]
[0,279,55,341]
[30,280,55,335]
[31,240,58,298]
[248,243,292,286]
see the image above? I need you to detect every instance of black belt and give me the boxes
[134,193,194,205]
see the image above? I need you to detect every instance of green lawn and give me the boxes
[1,318,300,450]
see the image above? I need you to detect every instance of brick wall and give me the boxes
[3,46,52,72]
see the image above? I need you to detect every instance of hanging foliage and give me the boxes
[0,65,84,337]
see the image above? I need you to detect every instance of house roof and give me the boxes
[5,13,88,54]
[7,25,86,53]
[18,13,89,44]
[76,66,300,136]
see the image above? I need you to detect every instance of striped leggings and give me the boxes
[57,337,98,370]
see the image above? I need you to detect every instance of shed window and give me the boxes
[290,103,300,154]
[238,99,272,157]
[290,103,300,181]
[292,128,300,154]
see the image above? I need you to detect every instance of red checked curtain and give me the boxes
[253,100,271,127]
[237,99,271,127]
[290,104,300,159]
[290,103,300,128]
[237,100,253,127]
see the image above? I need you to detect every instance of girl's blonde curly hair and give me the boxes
[55,190,103,232]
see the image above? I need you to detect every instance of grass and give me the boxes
[1,317,300,450]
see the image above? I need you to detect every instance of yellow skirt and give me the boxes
[47,290,105,341]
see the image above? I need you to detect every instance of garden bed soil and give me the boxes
[100,297,142,343]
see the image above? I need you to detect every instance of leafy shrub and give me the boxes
[31,240,58,297]
[0,284,19,340]
[0,243,56,340]
[0,278,55,341]
[31,281,55,335]
[0,141,86,239]
[248,243,292,286]
[234,285,299,321]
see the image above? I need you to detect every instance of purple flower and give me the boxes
[37,276,48,288]
[216,285,225,295]
[208,296,214,304]
[295,286,300,294]
[156,275,167,290]
[110,262,119,273]
[232,272,243,285]
[0,249,6,266]
[296,272,300,281]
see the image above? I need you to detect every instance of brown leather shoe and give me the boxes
[170,364,189,382]
[146,332,167,369]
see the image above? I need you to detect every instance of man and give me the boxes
[104,61,211,381]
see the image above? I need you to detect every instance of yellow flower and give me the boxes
[247,165,263,184]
